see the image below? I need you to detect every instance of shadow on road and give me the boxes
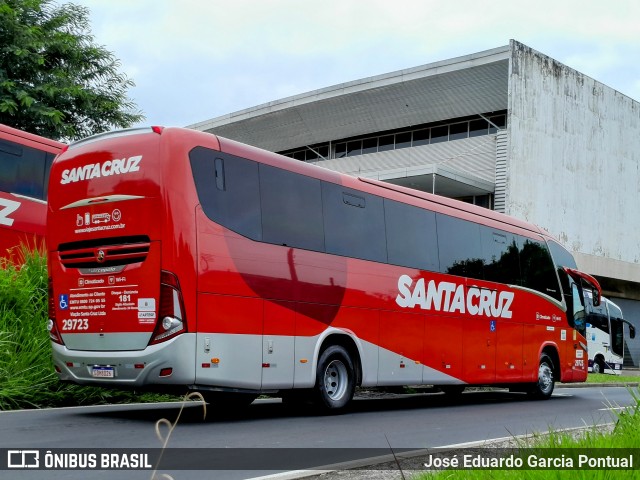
[75,388,573,424]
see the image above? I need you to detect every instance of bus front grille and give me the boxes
[58,236,151,268]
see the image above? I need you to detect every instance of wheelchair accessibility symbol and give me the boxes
[59,294,69,310]
[490,320,496,332]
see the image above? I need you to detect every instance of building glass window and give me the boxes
[430,125,448,143]
[362,138,378,154]
[347,140,362,157]
[449,122,468,140]
[378,135,394,152]
[413,128,429,146]
[278,111,507,162]
[395,132,411,149]
[317,145,329,160]
[469,119,489,137]
[489,115,506,134]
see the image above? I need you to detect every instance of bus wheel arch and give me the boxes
[313,334,361,411]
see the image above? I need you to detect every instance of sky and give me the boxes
[75,0,640,129]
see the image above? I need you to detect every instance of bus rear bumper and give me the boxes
[51,333,196,388]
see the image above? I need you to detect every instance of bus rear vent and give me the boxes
[58,236,151,268]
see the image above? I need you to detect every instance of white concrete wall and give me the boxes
[505,40,640,284]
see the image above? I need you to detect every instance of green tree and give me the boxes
[0,0,144,140]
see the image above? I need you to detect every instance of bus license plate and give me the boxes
[91,366,115,378]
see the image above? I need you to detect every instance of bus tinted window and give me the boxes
[259,164,325,251]
[190,148,262,240]
[0,138,48,200]
[519,237,561,301]
[481,227,520,285]
[547,240,578,269]
[436,214,483,279]
[322,182,387,263]
[384,199,439,271]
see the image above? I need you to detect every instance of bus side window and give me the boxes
[259,164,325,252]
[189,148,262,241]
[436,213,483,280]
[322,181,386,263]
[0,138,48,200]
[571,282,586,336]
[384,199,439,272]
[480,228,520,285]
[519,238,561,301]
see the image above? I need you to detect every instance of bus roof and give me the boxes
[0,123,65,153]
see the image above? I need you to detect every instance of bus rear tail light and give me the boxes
[47,277,64,345]
[150,271,187,345]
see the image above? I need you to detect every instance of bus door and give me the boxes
[462,286,496,383]
[560,268,599,380]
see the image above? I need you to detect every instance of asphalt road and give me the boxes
[0,386,636,480]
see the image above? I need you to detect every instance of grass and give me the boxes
[586,373,640,384]
[0,246,176,410]
[418,388,640,479]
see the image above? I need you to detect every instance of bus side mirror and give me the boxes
[630,325,636,340]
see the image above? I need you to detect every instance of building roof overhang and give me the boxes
[189,45,511,152]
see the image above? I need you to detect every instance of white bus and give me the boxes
[585,295,635,374]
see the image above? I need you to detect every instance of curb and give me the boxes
[559,382,640,388]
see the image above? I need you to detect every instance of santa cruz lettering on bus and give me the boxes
[395,274,515,318]
[60,155,142,184]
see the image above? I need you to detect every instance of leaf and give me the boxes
[0,0,145,140]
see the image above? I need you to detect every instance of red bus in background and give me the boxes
[0,124,65,261]
[47,127,601,411]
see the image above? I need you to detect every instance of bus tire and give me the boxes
[528,353,555,400]
[314,345,356,411]
[593,357,605,374]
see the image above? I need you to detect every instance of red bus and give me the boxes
[47,126,601,410]
[0,123,64,261]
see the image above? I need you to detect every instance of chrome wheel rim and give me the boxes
[538,362,553,394]
[324,359,348,401]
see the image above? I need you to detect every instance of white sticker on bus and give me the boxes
[0,198,20,226]
[138,298,155,311]
[60,155,142,184]
[395,274,514,319]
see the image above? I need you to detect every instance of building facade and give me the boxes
[190,40,640,366]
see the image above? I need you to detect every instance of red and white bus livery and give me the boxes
[47,127,600,410]
[0,123,64,260]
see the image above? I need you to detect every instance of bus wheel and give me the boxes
[314,345,356,411]
[528,354,555,400]
[593,358,605,374]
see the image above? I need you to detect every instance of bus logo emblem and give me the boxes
[96,249,106,263]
